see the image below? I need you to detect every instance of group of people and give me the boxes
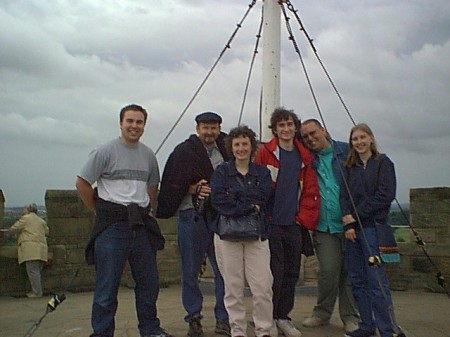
[71,103,401,337]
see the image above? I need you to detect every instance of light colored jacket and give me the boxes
[10,213,49,264]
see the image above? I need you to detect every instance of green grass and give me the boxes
[393,227,411,243]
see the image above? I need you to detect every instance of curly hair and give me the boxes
[225,125,258,160]
[269,107,300,136]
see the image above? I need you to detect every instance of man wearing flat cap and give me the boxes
[157,112,230,337]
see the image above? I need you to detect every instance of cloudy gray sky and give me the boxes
[1,0,449,207]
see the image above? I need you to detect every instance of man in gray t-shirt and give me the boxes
[76,104,172,337]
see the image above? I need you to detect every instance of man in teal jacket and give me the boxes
[300,119,359,333]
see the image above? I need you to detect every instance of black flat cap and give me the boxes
[195,111,222,124]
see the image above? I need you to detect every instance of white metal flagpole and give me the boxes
[261,0,282,142]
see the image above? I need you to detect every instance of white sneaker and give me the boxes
[276,319,302,337]
[302,316,328,327]
[269,320,278,337]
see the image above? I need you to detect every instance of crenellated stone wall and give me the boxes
[0,189,29,294]
[1,187,449,295]
[386,187,450,292]
[43,190,96,292]
[0,190,180,296]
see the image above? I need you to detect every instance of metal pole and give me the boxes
[261,0,281,142]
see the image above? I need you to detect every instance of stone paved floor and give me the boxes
[1,284,449,337]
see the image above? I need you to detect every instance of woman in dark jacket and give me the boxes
[340,123,401,337]
[211,125,273,337]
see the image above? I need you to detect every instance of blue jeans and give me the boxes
[345,227,394,337]
[178,208,228,323]
[91,222,160,337]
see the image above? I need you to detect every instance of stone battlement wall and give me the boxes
[0,187,449,295]
[386,187,450,292]
[0,190,179,295]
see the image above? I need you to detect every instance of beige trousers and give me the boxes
[25,260,44,296]
[214,234,273,337]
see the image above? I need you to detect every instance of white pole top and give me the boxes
[261,0,281,142]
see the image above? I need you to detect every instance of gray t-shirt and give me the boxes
[78,137,160,208]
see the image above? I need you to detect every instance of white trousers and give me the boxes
[214,234,273,337]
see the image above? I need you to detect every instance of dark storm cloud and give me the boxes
[0,0,449,206]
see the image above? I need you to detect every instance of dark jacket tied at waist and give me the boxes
[85,193,165,265]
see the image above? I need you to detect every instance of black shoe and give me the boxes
[215,321,231,336]
[188,318,204,337]
[344,328,376,337]
[143,328,175,337]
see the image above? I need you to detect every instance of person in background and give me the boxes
[157,112,230,337]
[211,125,273,337]
[299,119,359,333]
[76,104,172,337]
[10,203,49,298]
[340,123,401,337]
[254,107,320,337]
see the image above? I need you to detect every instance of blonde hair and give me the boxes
[345,123,380,167]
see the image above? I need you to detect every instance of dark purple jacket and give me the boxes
[340,153,396,227]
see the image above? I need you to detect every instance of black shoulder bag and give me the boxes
[217,175,261,241]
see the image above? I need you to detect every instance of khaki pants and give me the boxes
[214,234,273,337]
[312,231,359,323]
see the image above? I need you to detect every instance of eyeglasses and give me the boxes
[301,128,321,140]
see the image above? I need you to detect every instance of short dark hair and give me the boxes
[269,107,300,135]
[225,125,258,160]
[301,118,322,128]
[119,104,148,123]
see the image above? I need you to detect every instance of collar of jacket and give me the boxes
[311,139,348,169]
[226,160,260,178]
[355,153,385,167]
[263,136,314,165]
[187,132,229,162]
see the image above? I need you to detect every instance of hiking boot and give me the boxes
[302,316,328,327]
[276,319,302,337]
[188,318,204,337]
[143,328,175,337]
[215,321,231,336]
[344,328,376,337]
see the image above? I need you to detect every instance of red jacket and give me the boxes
[254,137,320,230]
